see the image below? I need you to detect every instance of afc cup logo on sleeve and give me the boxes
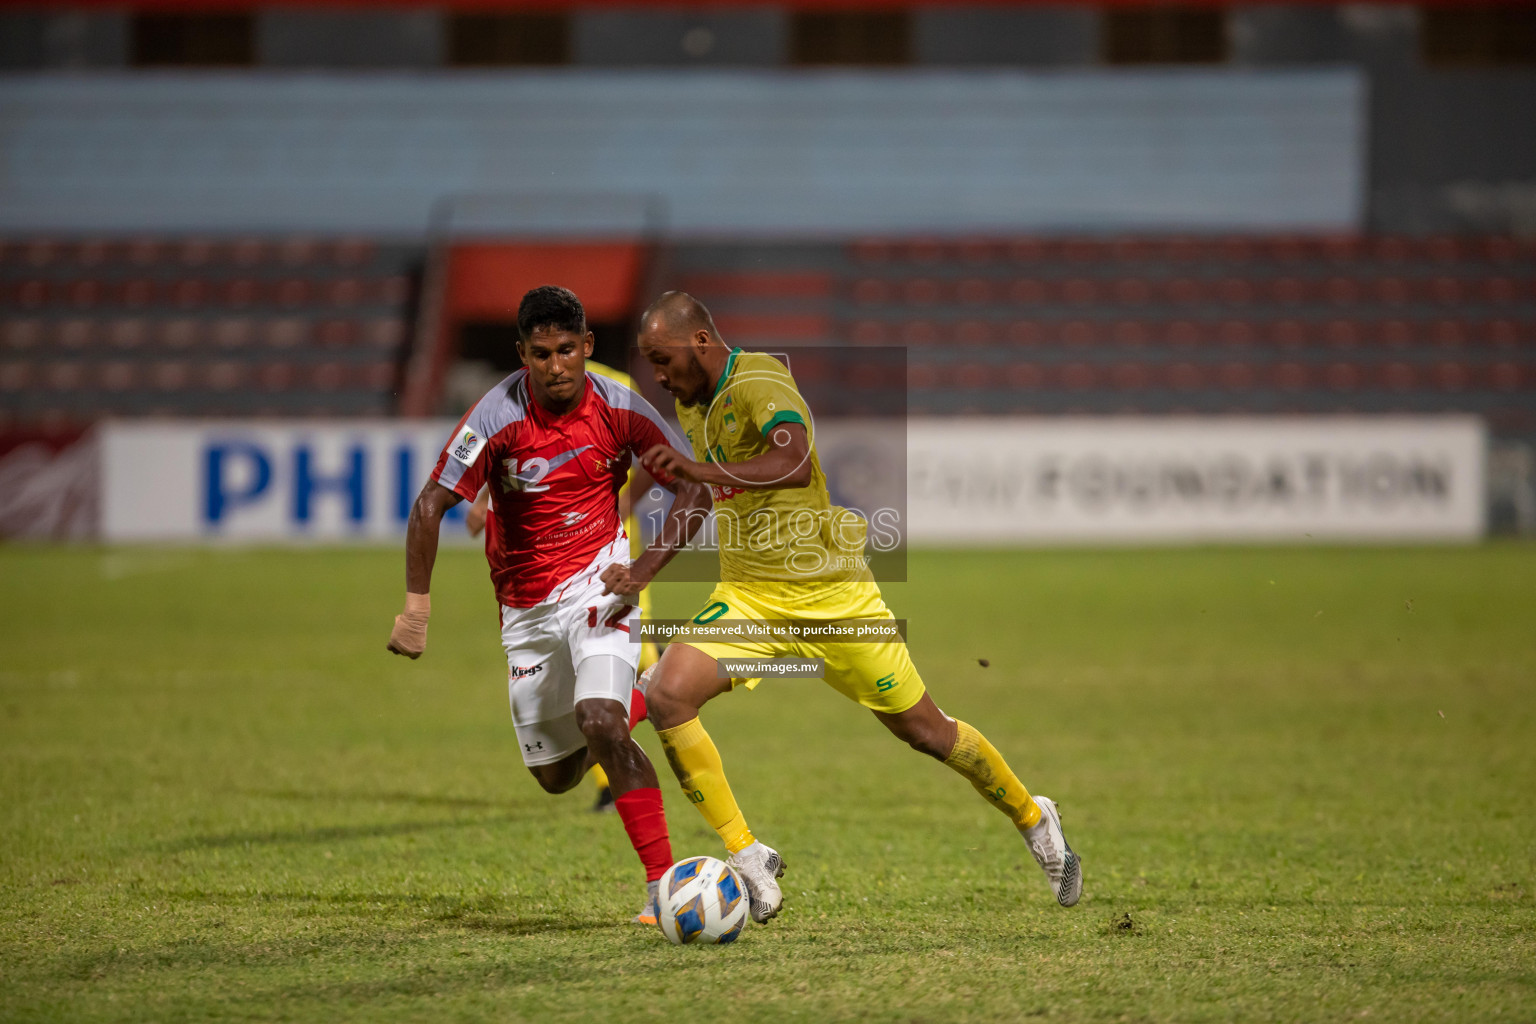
[451,428,483,467]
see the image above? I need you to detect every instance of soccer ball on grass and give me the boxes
[654,856,749,945]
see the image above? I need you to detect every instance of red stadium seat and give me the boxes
[1273,362,1310,389]
[1005,362,1043,388]
[257,362,298,391]
[68,279,104,308]
[1382,362,1416,391]
[1324,362,1362,391]
[211,318,256,349]
[97,361,137,392]
[1378,320,1414,348]
[357,362,397,390]
[0,361,33,391]
[177,239,215,267]
[1009,279,1045,303]
[231,238,268,267]
[158,319,201,349]
[1487,320,1523,347]
[1324,277,1361,303]
[333,239,376,267]
[148,361,193,391]
[851,279,890,305]
[119,279,156,307]
[279,238,320,267]
[171,279,208,308]
[224,278,261,306]
[105,318,148,350]
[310,362,349,391]
[1113,278,1152,305]
[1,319,43,350]
[907,363,941,389]
[1430,321,1466,347]
[1217,362,1257,390]
[901,321,942,346]
[1217,320,1256,346]
[1060,320,1098,346]
[264,319,310,348]
[953,320,993,346]
[1110,363,1150,390]
[1167,362,1204,390]
[848,320,888,346]
[364,318,406,349]
[1490,362,1525,391]
[1164,321,1203,347]
[1323,320,1360,348]
[954,363,990,389]
[15,280,47,309]
[1434,362,1470,391]
[1007,321,1044,345]
[275,280,312,307]
[1112,321,1150,347]
[956,278,993,305]
[1372,277,1411,304]
[1060,362,1098,389]
[902,278,943,305]
[202,361,247,391]
[317,320,357,347]
[1062,278,1099,304]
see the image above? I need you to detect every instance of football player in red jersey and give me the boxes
[387,285,710,922]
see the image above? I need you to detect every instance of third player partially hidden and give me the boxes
[617,291,1083,923]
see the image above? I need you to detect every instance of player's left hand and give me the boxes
[600,562,650,599]
[639,444,703,485]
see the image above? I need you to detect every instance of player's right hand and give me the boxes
[387,592,430,659]
[465,502,487,537]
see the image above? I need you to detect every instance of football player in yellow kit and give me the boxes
[604,291,1082,924]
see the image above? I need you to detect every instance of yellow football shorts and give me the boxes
[677,581,927,716]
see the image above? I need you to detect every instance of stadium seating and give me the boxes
[663,236,1535,440]
[0,237,418,429]
[3,234,1531,446]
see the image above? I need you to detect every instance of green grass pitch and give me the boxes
[1,544,1533,1022]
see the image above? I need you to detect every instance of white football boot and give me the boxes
[1022,796,1082,907]
[727,841,786,923]
[632,879,660,926]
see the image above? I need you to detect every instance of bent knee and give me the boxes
[906,732,951,760]
[530,765,582,794]
[574,701,628,744]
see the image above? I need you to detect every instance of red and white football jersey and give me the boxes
[432,368,683,608]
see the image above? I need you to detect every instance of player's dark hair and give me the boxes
[517,286,586,341]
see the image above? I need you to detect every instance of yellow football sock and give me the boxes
[589,764,610,791]
[655,717,755,854]
[944,720,1042,831]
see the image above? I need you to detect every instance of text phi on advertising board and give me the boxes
[101,420,468,542]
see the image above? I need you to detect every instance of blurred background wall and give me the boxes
[0,0,1532,540]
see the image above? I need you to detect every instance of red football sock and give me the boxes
[628,687,648,732]
[614,787,673,882]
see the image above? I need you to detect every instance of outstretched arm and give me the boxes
[638,422,812,492]
[600,475,711,598]
[387,480,464,658]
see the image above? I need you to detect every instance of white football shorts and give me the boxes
[500,531,641,766]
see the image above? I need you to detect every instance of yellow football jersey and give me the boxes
[674,348,871,596]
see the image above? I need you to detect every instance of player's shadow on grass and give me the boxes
[242,787,516,811]
[159,888,624,940]
[160,813,527,853]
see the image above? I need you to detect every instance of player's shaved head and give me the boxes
[640,290,719,343]
[637,291,731,406]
